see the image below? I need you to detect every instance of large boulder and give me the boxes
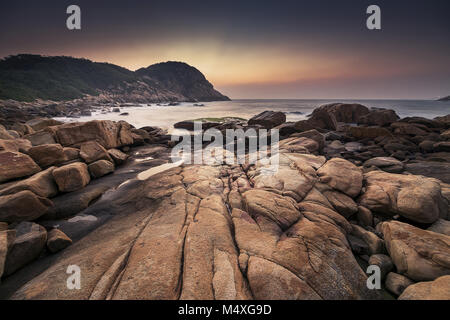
[405,161,450,184]
[0,167,58,198]
[28,144,67,168]
[0,151,41,183]
[291,129,325,150]
[24,130,56,146]
[399,275,450,300]
[0,190,53,223]
[363,157,404,173]
[349,126,392,139]
[385,272,415,296]
[248,111,286,129]
[79,141,113,164]
[46,229,72,253]
[25,118,62,131]
[108,148,129,165]
[52,162,91,193]
[382,221,450,282]
[317,158,363,198]
[0,229,16,278]
[54,120,133,149]
[4,222,47,276]
[359,171,447,223]
[314,103,370,123]
[88,160,115,179]
[0,139,32,153]
[358,109,399,126]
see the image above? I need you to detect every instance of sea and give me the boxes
[54,99,450,131]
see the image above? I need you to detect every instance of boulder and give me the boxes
[368,254,393,279]
[0,167,58,198]
[88,160,115,179]
[357,206,373,227]
[248,111,286,129]
[385,272,415,296]
[108,148,129,165]
[4,222,47,276]
[391,122,427,136]
[0,138,32,153]
[0,190,53,223]
[358,109,399,126]
[46,229,72,253]
[173,120,219,131]
[433,141,450,152]
[349,126,392,139]
[399,275,450,300]
[405,161,450,184]
[314,103,370,123]
[24,130,57,146]
[382,221,450,281]
[351,224,385,255]
[54,120,133,149]
[279,137,319,153]
[52,162,91,192]
[308,108,338,130]
[317,158,363,197]
[11,123,34,136]
[63,147,80,161]
[25,118,62,131]
[427,219,450,236]
[0,229,16,278]
[359,171,447,223]
[0,125,14,140]
[363,157,404,173]
[0,151,41,183]
[28,144,67,167]
[323,190,358,218]
[291,129,325,150]
[274,122,297,136]
[79,141,113,164]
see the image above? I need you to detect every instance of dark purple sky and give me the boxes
[1,0,449,99]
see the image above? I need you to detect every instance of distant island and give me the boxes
[0,54,229,102]
[438,95,450,101]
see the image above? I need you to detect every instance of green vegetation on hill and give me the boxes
[0,54,137,101]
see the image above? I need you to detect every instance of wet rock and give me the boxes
[28,144,67,167]
[363,157,404,173]
[0,167,58,198]
[317,158,363,197]
[359,171,447,223]
[0,190,53,223]
[427,219,450,236]
[107,148,129,165]
[173,120,219,131]
[399,275,450,300]
[275,122,297,136]
[382,221,450,281]
[46,229,72,253]
[248,111,286,129]
[0,151,41,184]
[88,160,115,179]
[80,141,113,164]
[433,141,450,152]
[385,272,414,296]
[52,162,91,192]
[4,222,47,276]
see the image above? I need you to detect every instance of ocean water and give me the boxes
[54,99,450,131]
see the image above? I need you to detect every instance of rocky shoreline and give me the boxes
[0,102,449,300]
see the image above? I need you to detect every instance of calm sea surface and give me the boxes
[54,99,450,130]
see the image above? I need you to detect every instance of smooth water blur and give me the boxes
[54,99,450,130]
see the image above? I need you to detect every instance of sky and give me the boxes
[0,0,449,99]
